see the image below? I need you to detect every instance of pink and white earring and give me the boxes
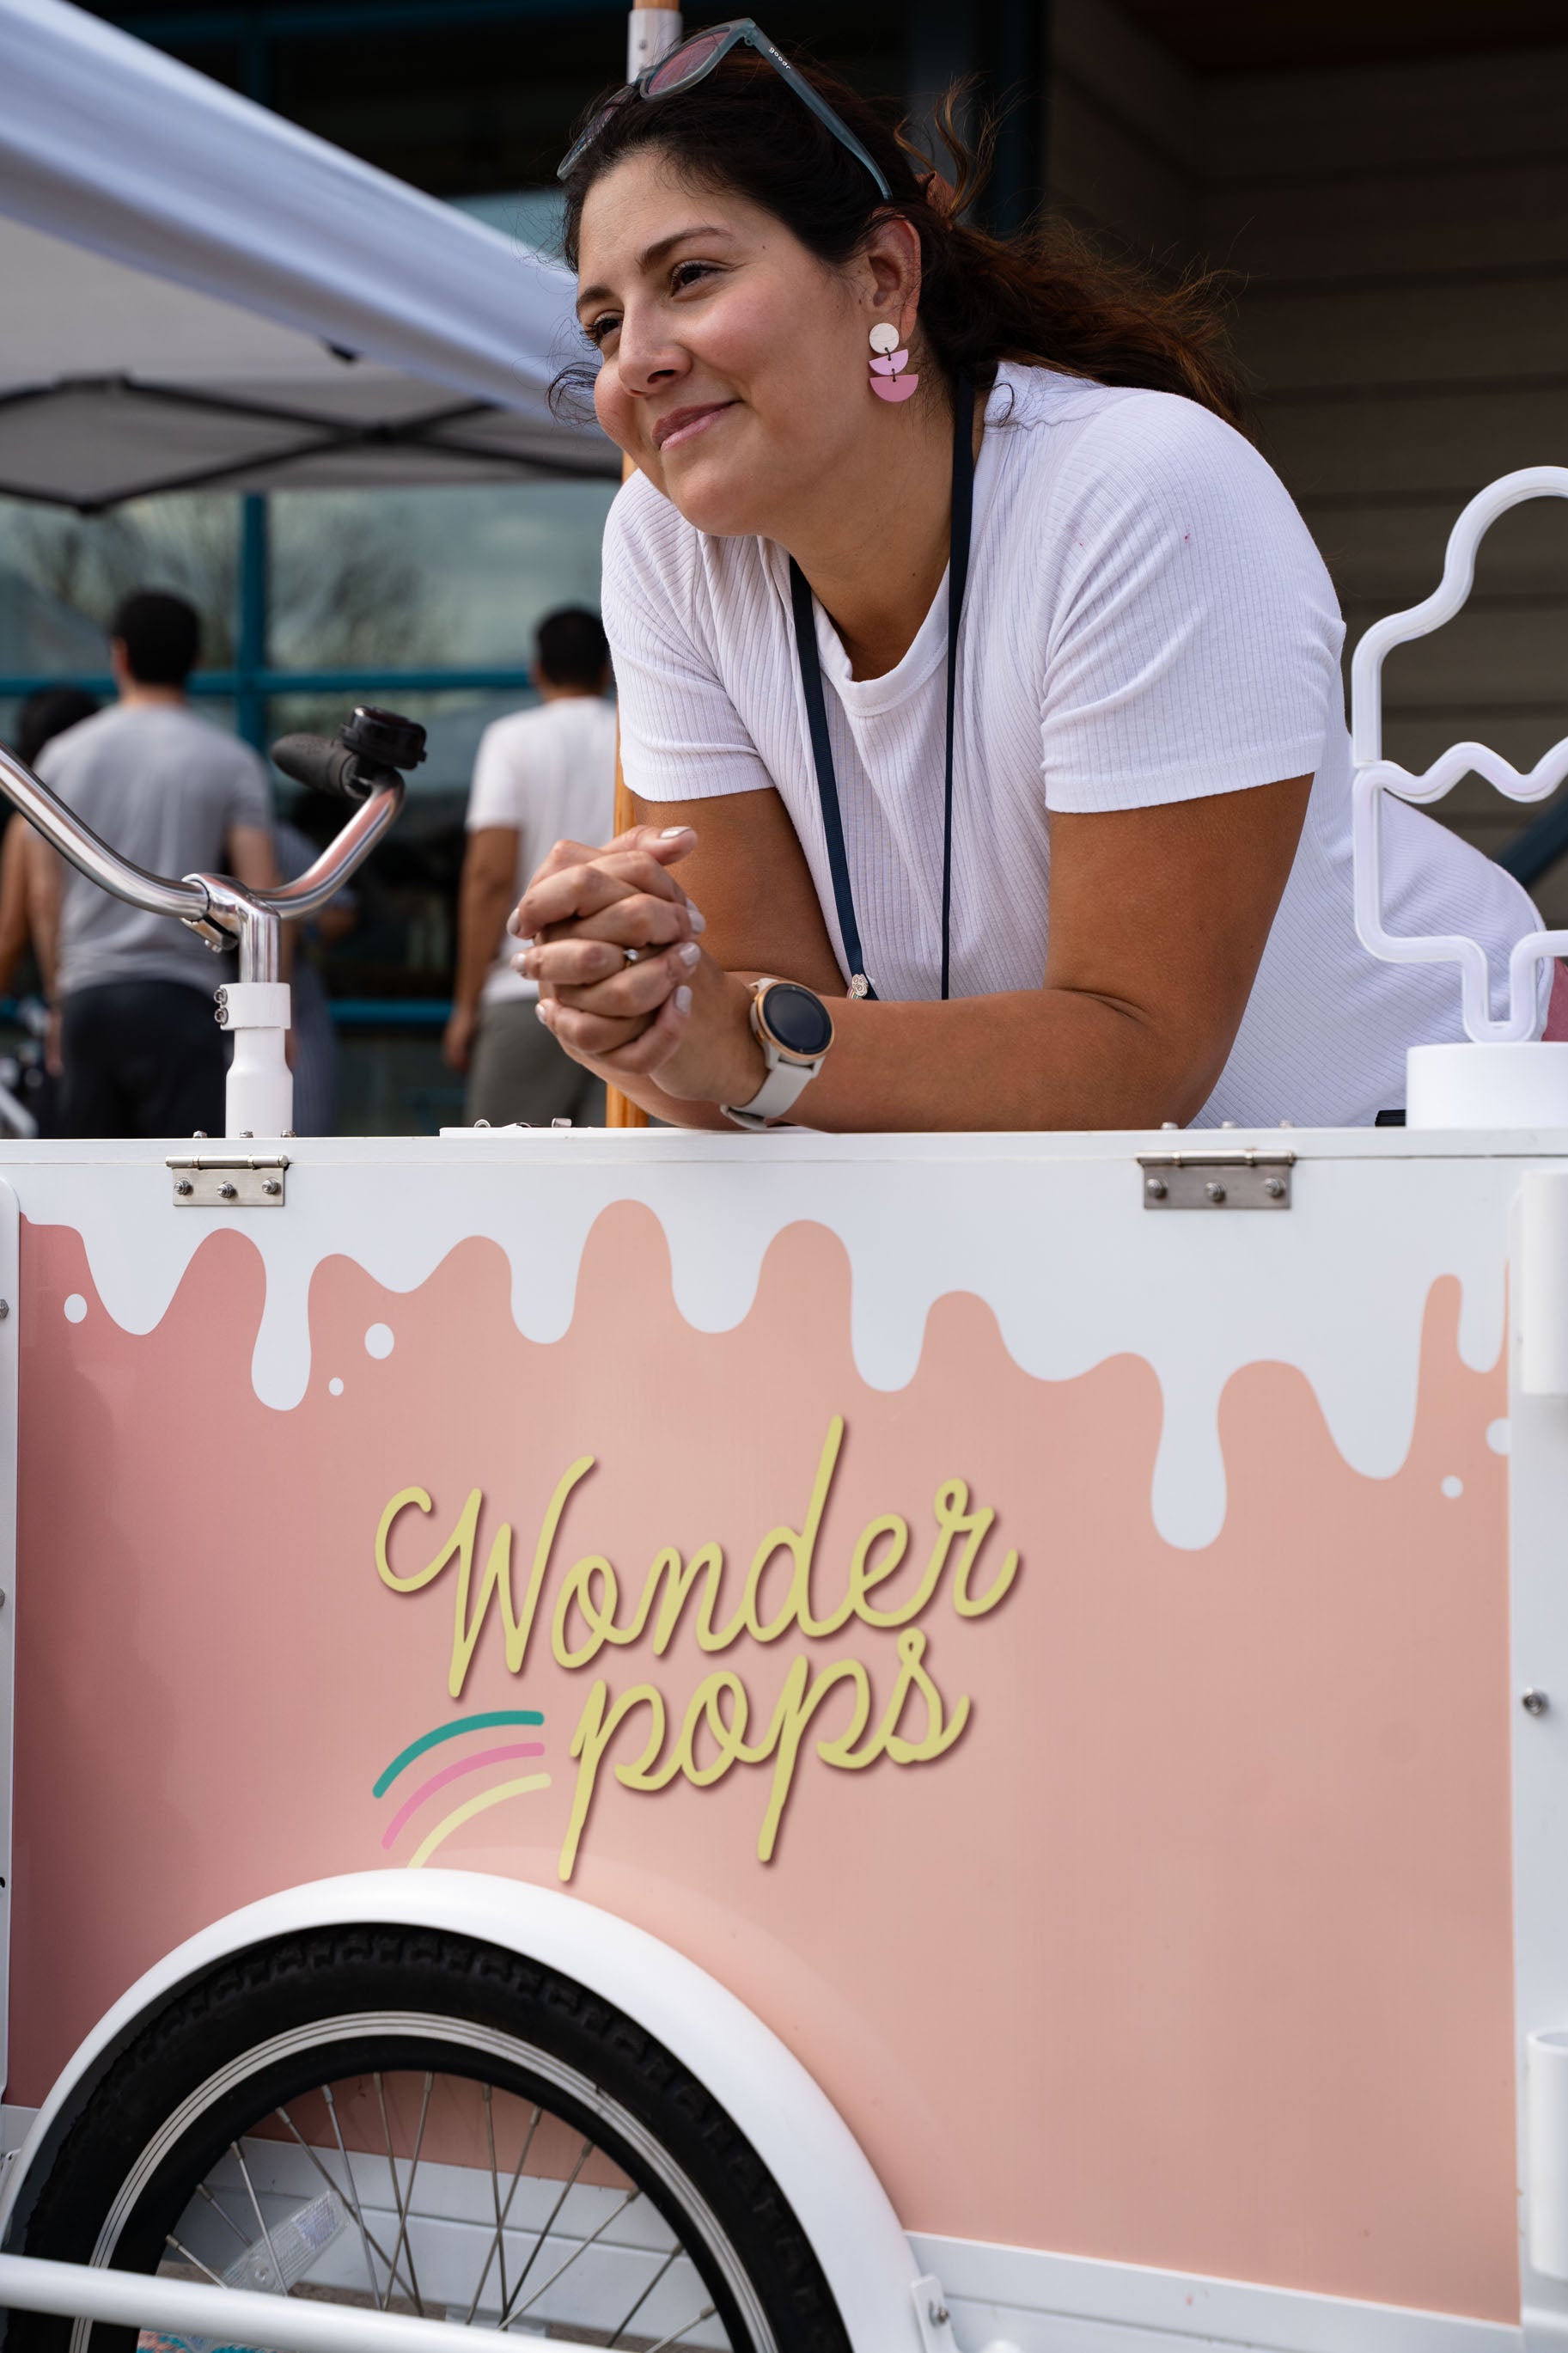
[869,319,918,404]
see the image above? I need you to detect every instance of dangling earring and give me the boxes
[869,320,918,404]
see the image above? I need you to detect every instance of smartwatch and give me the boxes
[721,979,835,1131]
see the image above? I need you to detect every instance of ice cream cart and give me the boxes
[0,474,1562,2353]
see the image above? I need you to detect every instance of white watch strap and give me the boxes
[721,1056,818,1131]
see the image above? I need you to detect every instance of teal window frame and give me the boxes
[0,494,534,750]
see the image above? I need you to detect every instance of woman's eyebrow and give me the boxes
[577,223,731,317]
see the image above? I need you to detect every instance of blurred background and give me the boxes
[3,0,1567,1127]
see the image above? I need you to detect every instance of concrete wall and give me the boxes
[1047,0,1568,916]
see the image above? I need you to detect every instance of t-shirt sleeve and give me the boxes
[466,724,522,831]
[227,744,275,832]
[1038,395,1345,813]
[601,477,778,804]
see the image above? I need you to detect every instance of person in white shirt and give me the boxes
[507,33,1555,1133]
[443,608,619,1125]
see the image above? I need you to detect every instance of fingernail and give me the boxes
[675,985,692,1015]
[686,906,706,933]
[676,940,700,969]
[505,910,523,938]
[660,825,692,839]
[510,953,530,974]
[534,1001,552,1025]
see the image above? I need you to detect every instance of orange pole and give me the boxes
[607,449,651,1128]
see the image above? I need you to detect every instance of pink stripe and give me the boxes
[1546,961,1568,1042]
[381,1742,545,1848]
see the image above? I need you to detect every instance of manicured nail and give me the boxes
[534,1001,552,1024]
[505,908,524,937]
[676,940,700,969]
[675,985,692,1015]
[686,905,706,933]
[510,952,530,975]
[660,825,692,839]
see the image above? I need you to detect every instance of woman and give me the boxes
[515,28,1542,1130]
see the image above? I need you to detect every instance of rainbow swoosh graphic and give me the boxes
[374,1709,550,1867]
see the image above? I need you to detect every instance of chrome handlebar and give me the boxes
[0,721,411,985]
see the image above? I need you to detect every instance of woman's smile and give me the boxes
[653,400,737,452]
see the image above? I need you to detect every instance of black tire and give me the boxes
[2,1924,851,2353]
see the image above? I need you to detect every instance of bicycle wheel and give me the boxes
[2,1927,851,2353]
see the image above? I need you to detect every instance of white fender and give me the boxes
[0,1870,927,2353]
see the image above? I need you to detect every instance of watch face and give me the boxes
[760,981,834,1060]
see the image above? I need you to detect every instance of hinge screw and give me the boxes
[928,2301,949,2327]
[1145,1176,1167,1200]
[1264,1176,1285,1199]
[1206,1180,1227,1202]
[0,1300,10,1319]
[217,1182,238,1201]
[1524,1689,1550,1716]
[262,1179,282,1197]
[175,1180,193,1198]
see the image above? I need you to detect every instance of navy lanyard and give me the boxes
[789,373,975,1002]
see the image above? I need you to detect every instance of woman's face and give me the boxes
[577,151,908,539]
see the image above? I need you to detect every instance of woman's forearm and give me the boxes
[770,988,1224,1131]
[578,957,1230,1133]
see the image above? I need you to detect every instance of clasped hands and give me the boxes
[509,824,765,1108]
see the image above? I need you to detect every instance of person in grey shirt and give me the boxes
[32,590,276,1138]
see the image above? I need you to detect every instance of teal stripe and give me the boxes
[374,1710,544,1799]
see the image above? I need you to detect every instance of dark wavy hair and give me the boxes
[556,46,1245,430]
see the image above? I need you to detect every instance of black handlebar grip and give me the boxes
[272,707,427,802]
[270,733,376,802]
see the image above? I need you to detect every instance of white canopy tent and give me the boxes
[0,0,616,510]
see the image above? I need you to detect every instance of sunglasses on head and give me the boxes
[557,17,892,198]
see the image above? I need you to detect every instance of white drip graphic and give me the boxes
[19,1135,1514,1552]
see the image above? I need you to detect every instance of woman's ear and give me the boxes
[860,211,924,346]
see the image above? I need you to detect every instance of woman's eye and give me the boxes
[670,260,716,293]
[586,313,620,348]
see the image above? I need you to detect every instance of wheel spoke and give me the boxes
[462,2100,541,2326]
[478,2086,509,2320]
[644,2307,717,2353]
[495,2134,593,2326]
[230,2139,290,2295]
[383,2072,431,2318]
[375,2071,425,2315]
[509,2185,640,2323]
[194,2181,251,2251]
[163,2232,224,2287]
[275,2099,394,2310]
[605,2243,681,2350]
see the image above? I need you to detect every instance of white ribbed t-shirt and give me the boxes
[602,364,1543,1126]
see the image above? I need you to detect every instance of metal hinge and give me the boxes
[1138,1148,1295,1210]
[167,1153,289,1207]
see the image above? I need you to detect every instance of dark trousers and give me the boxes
[58,981,227,1140]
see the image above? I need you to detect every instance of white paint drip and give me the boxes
[15,1132,1534,1550]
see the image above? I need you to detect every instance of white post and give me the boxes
[217,980,292,1137]
[626,2,681,80]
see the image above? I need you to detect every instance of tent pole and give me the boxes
[607,0,682,1133]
